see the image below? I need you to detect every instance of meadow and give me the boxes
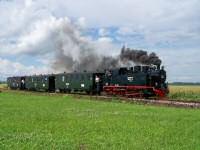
[1,91,200,150]
[168,85,200,101]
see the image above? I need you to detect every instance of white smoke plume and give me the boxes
[11,16,118,72]
[10,16,162,73]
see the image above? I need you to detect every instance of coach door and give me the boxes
[20,77,26,90]
[49,76,55,92]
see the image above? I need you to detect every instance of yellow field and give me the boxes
[168,85,200,101]
[0,84,7,89]
[169,85,200,94]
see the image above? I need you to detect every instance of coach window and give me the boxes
[75,75,77,80]
[71,75,73,80]
[88,75,90,80]
[81,75,84,81]
[70,75,73,80]
[75,74,77,80]
[71,75,74,80]
[67,75,70,81]
[65,76,68,81]
[62,76,65,82]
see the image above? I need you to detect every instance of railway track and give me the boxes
[2,89,200,108]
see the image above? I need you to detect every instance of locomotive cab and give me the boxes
[148,66,168,93]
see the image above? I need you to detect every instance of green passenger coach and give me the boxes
[26,75,55,92]
[55,72,104,94]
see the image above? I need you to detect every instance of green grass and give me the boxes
[168,85,200,101]
[1,91,200,149]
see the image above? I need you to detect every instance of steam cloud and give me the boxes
[51,18,162,72]
[53,44,162,72]
[17,17,161,72]
[120,46,162,66]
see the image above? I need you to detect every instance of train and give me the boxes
[7,65,168,98]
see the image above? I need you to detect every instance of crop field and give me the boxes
[1,91,200,149]
[0,84,7,89]
[168,85,200,101]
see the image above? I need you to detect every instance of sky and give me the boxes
[0,0,200,82]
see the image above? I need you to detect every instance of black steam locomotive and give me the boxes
[103,65,168,97]
[7,65,168,98]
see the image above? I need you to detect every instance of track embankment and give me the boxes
[83,95,200,109]
[125,98,200,108]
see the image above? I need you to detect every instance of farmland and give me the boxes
[1,91,200,149]
[0,84,7,89]
[168,85,200,101]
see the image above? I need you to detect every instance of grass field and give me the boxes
[168,85,200,101]
[1,91,200,149]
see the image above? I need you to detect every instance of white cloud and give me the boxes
[117,27,136,36]
[98,28,110,37]
[97,37,113,43]
[25,0,33,7]
[157,48,200,82]
[75,17,87,29]
[0,57,51,80]
[95,37,119,56]
[14,17,71,55]
[0,13,120,72]
[0,0,199,82]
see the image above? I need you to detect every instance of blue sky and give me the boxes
[0,0,200,82]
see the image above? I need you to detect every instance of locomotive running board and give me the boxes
[103,85,166,98]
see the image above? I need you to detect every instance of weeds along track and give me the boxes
[73,94,200,109]
[123,98,200,108]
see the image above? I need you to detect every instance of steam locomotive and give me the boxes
[7,65,168,98]
[103,65,168,97]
